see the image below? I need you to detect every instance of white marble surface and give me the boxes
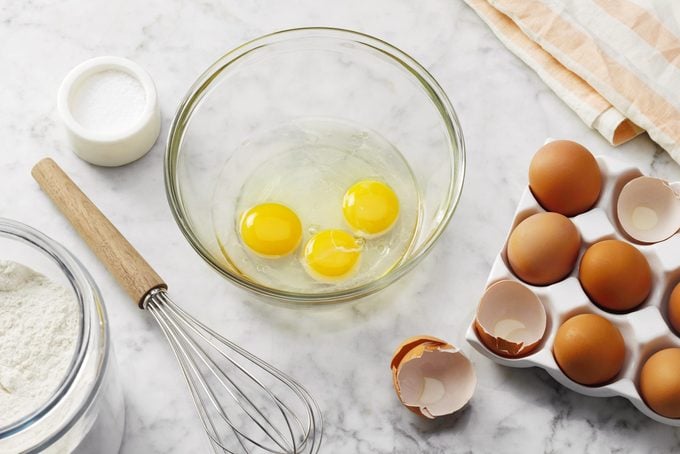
[2,1,680,453]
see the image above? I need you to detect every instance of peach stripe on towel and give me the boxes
[594,0,680,66]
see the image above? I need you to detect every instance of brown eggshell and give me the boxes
[579,240,652,312]
[475,280,547,357]
[391,336,451,416]
[616,176,680,244]
[668,283,680,333]
[391,336,476,419]
[507,212,581,286]
[475,320,523,357]
[390,335,448,372]
[553,314,626,386]
[529,140,602,216]
[640,348,680,418]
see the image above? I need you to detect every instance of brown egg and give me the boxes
[553,314,626,385]
[579,240,652,312]
[640,348,680,418]
[529,140,602,216]
[507,212,581,285]
[668,283,680,333]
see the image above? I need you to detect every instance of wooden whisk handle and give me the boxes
[32,158,167,307]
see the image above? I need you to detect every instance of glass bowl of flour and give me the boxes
[0,219,124,453]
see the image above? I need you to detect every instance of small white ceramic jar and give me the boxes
[58,56,161,167]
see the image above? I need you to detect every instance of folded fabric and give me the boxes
[465,0,680,162]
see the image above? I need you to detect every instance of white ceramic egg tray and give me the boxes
[465,155,680,426]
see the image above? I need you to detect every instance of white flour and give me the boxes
[0,260,79,427]
[70,69,146,134]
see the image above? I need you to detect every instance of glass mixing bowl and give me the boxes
[165,27,465,303]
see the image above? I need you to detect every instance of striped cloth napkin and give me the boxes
[465,0,680,162]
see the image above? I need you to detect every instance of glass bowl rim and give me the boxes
[164,27,466,304]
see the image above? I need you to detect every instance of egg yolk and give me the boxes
[303,229,362,280]
[239,203,302,257]
[342,180,399,237]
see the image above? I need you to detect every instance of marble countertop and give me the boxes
[2,0,680,453]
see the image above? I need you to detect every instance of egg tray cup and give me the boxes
[465,154,680,427]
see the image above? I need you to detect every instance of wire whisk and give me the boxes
[147,290,322,453]
[32,158,323,453]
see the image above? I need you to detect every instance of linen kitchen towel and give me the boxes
[465,0,680,162]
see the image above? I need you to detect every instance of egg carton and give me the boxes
[465,155,680,426]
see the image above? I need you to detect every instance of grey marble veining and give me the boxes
[1,0,679,453]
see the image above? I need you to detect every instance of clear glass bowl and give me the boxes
[165,27,465,303]
[0,219,125,453]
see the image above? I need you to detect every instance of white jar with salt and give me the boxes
[58,56,161,167]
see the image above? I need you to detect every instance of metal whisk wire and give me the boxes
[146,290,323,454]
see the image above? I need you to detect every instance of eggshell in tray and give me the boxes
[617,176,680,244]
[475,280,546,357]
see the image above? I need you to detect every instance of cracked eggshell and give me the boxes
[390,336,476,419]
[617,176,680,243]
[475,280,547,357]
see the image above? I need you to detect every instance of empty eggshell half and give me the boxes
[617,176,680,243]
[475,280,547,357]
[390,336,476,419]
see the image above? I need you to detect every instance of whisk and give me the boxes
[32,158,323,454]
